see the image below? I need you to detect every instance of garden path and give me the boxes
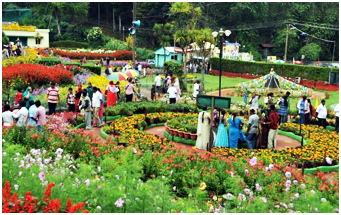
[144,126,301,150]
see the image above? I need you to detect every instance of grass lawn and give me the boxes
[139,73,248,92]
[140,73,339,110]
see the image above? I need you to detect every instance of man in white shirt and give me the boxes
[15,101,29,127]
[154,74,162,97]
[296,96,309,125]
[334,103,339,133]
[249,93,261,112]
[92,87,104,127]
[137,63,142,74]
[167,83,177,104]
[193,81,200,99]
[316,99,327,128]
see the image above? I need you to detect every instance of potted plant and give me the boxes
[169,128,174,135]
[188,126,197,141]
[184,132,191,140]
[178,128,185,138]
[173,129,179,137]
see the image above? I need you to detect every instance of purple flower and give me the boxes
[115,198,124,207]
[268,164,274,170]
[285,172,292,178]
[293,193,300,200]
[39,172,45,181]
[245,169,249,174]
[265,167,269,172]
[256,183,262,192]
[249,157,257,167]
[238,193,246,201]
[173,186,176,192]
[280,202,288,209]
[285,180,291,188]
[310,190,316,195]
[250,196,254,201]
[326,157,332,165]
[293,180,298,186]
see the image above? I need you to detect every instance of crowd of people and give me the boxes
[153,73,181,104]
[196,91,339,151]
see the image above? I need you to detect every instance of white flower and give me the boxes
[26,164,31,169]
[265,167,269,172]
[115,175,120,180]
[15,153,20,156]
[43,150,47,154]
[245,169,249,174]
[310,190,316,195]
[70,172,74,176]
[96,206,102,211]
[285,172,292,178]
[244,188,251,195]
[259,197,267,203]
[18,171,22,176]
[14,184,19,191]
[2,139,5,143]
[321,198,327,203]
[85,179,90,187]
[97,166,101,172]
[55,148,63,155]
[13,157,19,162]
[238,193,246,201]
[30,149,37,156]
[289,203,294,208]
[326,157,332,165]
[268,164,274,170]
[314,208,318,212]
[3,152,7,157]
[275,205,280,209]
[170,170,173,175]
[300,184,306,189]
[162,176,165,180]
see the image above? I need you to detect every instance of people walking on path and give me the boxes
[174,77,181,101]
[256,110,270,149]
[46,82,59,115]
[268,104,279,149]
[297,95,309,125]
[34,100,46,132]
[92,87,104,127]
[154,74,162,97]
[23,87,34,109]
[125,78,135,102]
[79,90,92,130]
[228,112,243,149]
[278,95,289,125]
[27,100,38,127]
[193,81,200,99]
[167,83,177,104]
[75,84,83,112]
[15,101,29,127]
[214,110,229,147]
[196,107,211,150]
[316,99,327,128]
[66,87,76,112]
[86,82,93,102]
[106,81,118,106]
[246,108,259,149]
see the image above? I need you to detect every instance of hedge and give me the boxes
[50,40,89,49]
[38,59,101,75]
[210,57,339,82]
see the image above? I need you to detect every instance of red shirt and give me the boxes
[269,111,279,130]
[15,92,23,105]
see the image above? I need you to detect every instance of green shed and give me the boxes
[154,47,183,67]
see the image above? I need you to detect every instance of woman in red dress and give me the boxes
[105,81,117,107]
[75,84,83,112]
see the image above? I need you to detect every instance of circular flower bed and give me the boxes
[103,113,339,168]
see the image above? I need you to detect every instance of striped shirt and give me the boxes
[47,87,59,103]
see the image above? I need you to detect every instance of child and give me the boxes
[66,87,76,112]
[151,85,156,101]
[15,88,23,106]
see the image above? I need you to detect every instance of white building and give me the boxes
[2,22,50,48]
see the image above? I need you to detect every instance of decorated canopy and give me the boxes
[236,70,310,93]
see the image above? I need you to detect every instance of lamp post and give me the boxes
[212,28,231,97]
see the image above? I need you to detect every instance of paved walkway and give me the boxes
[144,126,301,150]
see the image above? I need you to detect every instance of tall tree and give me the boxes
[153,23,173,72]
[194,28,215,92]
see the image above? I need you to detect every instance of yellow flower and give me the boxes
[199,182,207,191]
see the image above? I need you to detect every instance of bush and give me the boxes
[299,43,322,61]
[87,27,107,48]
[50,40,89,49]
[2,31,9,45]
[38,57,62,66]
[104,39,128,50]
[210,57,339,82]
[80,63,101,75]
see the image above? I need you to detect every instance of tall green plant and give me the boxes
[153,23,173,72]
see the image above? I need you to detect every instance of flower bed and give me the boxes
[2,64,74,89]
[38,49,136,60]
[3,119,339,212]
[2,48,38,67]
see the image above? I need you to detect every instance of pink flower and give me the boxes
[260,197,267,203]
[249,157,257,166]
[115,198,124,207]
[230,172,234,178]
[293,180,298,186]
[98,184,102,190]
[293,193,300,200]
[250,196,254,201]
[85,179,90,187]
[256,183,262,192]
[268,164,274,170]
[173,186,176,192]
[39,172,45,181]
[245,169,249,174]
[133,148,137,154]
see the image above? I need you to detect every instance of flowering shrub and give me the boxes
[3,64,74,89]
[86,75,127,94]
[37,49,136,60]
[46,112,84,132]
[2,48,38,67]
[54,63,89,75]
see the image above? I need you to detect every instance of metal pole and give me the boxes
[332,41,336,64]
[132,2,136,69]
[219,36,223,97]
[284,21,290,62]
